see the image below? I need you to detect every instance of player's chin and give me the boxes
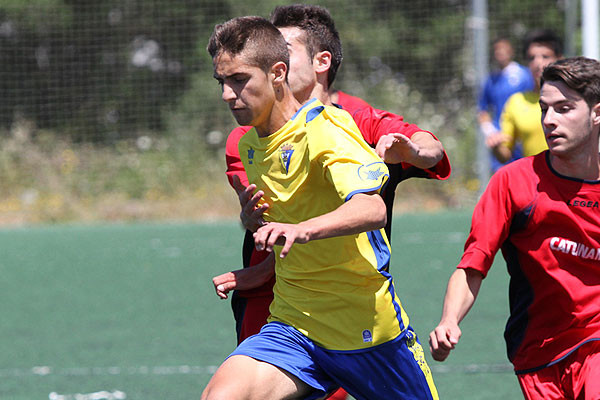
[230,109,251,125]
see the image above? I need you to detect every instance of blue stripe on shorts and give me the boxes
[228,321,438,400]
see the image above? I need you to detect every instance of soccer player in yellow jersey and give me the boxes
[202,16,438,400]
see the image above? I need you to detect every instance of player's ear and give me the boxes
[591,102,600,124]
[314,51,332,74]
[271,61,287,87]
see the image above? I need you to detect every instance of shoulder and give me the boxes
[504,62,531,77]
[522,91,540,104]
[504,92,523,109]
[503,63,534,87]
[482,156,542,209]
[226,125,252,149]
[303,104,368,150]
[493,154,542,188]
[335,90,371,115]
[296,101,343,141]
[306,102,354,126]
[499,154,537,173]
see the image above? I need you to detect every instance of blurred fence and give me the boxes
[0,1,587,223]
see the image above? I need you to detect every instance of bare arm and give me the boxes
[478,110,501,138]
[429,268,484,361]
[376,131,444,169]
[212,252,275,299]
[254,192,386,258]
[486,133,513,164]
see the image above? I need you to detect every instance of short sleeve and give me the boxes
[225,126,251,188]
[308,115,389,202]
[457,168,516,277]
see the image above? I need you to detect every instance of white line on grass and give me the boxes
[0,365,218,378]
[431,363,514,374]
[0,363,512,378]
[396,232,466,245]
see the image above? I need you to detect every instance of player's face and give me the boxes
[540,80,598,157]
[493,40,513,68]
[213,51,274,128]
[278,27,317,103]
[527,44,559,84]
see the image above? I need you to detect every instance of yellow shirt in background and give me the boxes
[500,91,548,157]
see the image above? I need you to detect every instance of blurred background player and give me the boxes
[204,15,439,399]
[477,37,534,171]
[429,57,600,399]
[486,29,562,164]
[214,5,450,399]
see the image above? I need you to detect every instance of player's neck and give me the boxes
[310,79,333,106]
[255,89,301,138]
[549,147,600,181]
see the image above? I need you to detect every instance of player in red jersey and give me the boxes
[429,57,600,399]
[214,5,450,399]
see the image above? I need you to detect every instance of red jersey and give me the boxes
[332,90,370,115]
[224,92,451,298]
[458,151,600,373]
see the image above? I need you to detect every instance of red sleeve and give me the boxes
[335,90,371,115]
[351,106,451,180]
[457,168,516,278]
[225,126,251,188]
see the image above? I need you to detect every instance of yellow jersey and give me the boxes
[238,99,410,350]
[500,91,548,157]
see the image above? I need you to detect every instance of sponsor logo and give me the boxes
[549,237,600,260]
[279,144,294,174]
[358,162,386,181]
[247,148,255,165]
[566,199,600,210]
[362,329,373,343]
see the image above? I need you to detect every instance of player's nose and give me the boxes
[222,83,237,103]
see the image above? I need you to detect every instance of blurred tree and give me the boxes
[0,0,217,142]
[0,0,569,147]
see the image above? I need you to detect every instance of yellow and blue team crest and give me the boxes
[279,143,294,174]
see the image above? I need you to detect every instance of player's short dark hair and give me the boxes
[270,4,342,87]
[523,29,563,59]
[207,16,289,73]
[541,57,600,107]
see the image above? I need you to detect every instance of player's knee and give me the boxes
[201,381,239,400]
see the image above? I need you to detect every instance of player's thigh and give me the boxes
[573,341,600,400]
[201,354,314,400]
[517,366,564,400]
[322,329,438,400]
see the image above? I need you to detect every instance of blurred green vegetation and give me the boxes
[0,129,238,224]
[0,0,570,224]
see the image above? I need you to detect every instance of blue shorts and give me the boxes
[229,321,438,400]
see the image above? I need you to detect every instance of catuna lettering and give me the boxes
[550,237,600,260]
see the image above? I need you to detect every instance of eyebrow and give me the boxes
[539,98,573,108]
[213,71,248,81]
